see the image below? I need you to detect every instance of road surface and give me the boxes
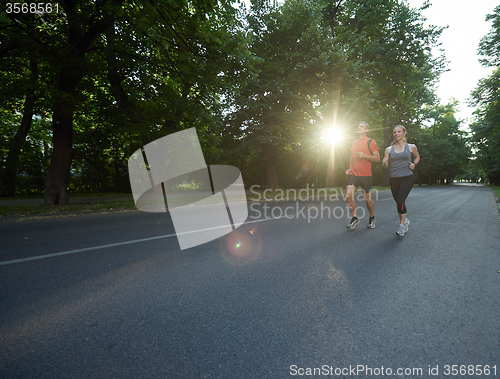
[0,185,499,378]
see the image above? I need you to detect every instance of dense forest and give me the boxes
[1,0,499,205]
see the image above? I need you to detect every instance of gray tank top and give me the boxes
[390,143,413,178]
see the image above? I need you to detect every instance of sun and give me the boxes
[323,126,344,145]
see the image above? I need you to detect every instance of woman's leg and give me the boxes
[390,175,414,225]
[395,175,414,225]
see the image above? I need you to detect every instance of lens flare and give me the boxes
[323,126,343,144]
[219,225,262,266]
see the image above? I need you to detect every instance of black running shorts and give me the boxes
[347,175,372,192]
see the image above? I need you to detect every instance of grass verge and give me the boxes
[492,185,500,202]
[0,199,136,218]
[1,187,391,219]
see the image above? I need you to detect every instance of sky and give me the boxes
[406,0,498,125]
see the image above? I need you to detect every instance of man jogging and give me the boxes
[345,121,380,229]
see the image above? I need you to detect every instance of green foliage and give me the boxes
[0,0,471,195]
[479,5,500,68]
[224,0,446,189]
[470,5,500,185]
[412,101,470,185]
[1,0,254,197]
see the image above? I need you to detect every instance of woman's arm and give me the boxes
[409,144,420,170]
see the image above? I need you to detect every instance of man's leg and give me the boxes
[364,191,374,218]
[346,185,357,217]
[346,184,361,229]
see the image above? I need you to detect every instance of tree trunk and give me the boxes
[1,40,38,196]
[491,172,500,186]
[263,144,279,190]
[43,106,75,205]
[43,65,79,205]
[383,118,391,148]
[382,119,390,187]
[266,163,279,191]
[106,25,143,126]
[42,4,116,204]
[1,94,36,196]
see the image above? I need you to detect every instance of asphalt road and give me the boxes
[0,185,499,378]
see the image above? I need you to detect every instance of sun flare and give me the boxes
[323,126,344,144]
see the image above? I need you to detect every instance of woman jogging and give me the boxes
[382,125,420,236]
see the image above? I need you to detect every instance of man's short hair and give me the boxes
[359,121,369,129]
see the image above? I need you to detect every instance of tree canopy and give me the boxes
[0,0,485,202]
[470,5,500,185]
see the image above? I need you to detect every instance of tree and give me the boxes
[41,0,125,204]
[225,0,445,189]
[470,5,500,185]
[225,0,333,189]
[0,10,45,196]
[470,68,500,185]
[414,101,470,185]
[0,0,453,196]
[1,0,252,201]
[362,1,445,148]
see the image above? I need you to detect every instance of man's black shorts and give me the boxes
[347,175,372,192]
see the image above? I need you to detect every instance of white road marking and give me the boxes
[0,216,286,266]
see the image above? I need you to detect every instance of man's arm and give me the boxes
[382,147,391,168]
[345,156,353,175]
[358,150,380,162]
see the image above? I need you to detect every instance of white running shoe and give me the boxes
[396,224,405,236]
[367,216,376,229]
[404,219,410,233]
[347,217,360,230]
